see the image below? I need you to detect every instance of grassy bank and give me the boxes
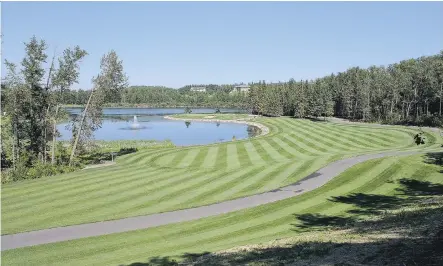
[87,139,175,152]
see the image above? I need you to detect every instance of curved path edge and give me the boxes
[163,115,270,137]
[1,150,422,251]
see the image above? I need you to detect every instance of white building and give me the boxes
[231,84,250,94]
[190,87,207,92]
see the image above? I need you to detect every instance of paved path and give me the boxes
[1,150,421,251]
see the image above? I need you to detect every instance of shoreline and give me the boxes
[163,115,270,137]
[63,105,249,110]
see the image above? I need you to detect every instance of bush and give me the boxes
[117,147,138,156]
[383,114,442,127]
[383,112,402,125]
[1,159,29,183]
[422,114,443,127]
[1,160,81,184]
[27,162,54,179]
[26,161,80,180]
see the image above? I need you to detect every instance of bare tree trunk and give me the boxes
[12,131,16,170]
[440,96,442,117]
[69,88,94,166]
[43,127,47,163]
[15,122,20,164]
[11,106,17,169]
[43,54,56,164]
[43,106,50,163]
[401,102,405,119]
[51,105,60,165]
[416,102,419,119]
[406,102,411,119]
[440,83,442,116]
[353,100,358,119]
[414,86,418,119]
[13,101,20,165]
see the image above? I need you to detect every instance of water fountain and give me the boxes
[130,115,140,129]
[122,115,147,130]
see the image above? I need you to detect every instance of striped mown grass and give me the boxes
[2,153,442,265]
[1,116,440,235]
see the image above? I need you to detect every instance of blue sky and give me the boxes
[2,2,443,89]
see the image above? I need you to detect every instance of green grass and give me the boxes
[2,153,442,265]
[1,116,440,236]
[91,139,175,152]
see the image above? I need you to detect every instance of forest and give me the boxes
[249,52,443,126]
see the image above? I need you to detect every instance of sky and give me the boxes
[1,1,443,89]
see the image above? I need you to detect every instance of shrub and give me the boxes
[383,112,402,125]
[27,162,52,179]
[1,160,82,184]
[422,114,443,127]
[117,147,138,156]
[1,159,29,183]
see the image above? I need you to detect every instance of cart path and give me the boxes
[1,150,421,251]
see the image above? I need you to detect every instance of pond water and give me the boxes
[57,108,259,146]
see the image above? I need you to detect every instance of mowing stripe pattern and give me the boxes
[1,117,436,237]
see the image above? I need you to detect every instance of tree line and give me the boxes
[249,52,443,126]
[59,85,249,108]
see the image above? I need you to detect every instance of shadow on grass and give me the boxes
[121,219,443,265]
[122,196,443,265]
[329,193,405,215]
[291,213,355,231]
[122,176,443,266]
[397,179,443,196]
[424,152,443,170]
[123,256,178,266]
[120,242,341,266]
[299,178,443,228]
[291,193,417,232]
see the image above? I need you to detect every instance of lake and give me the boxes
[57,108,259,146]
